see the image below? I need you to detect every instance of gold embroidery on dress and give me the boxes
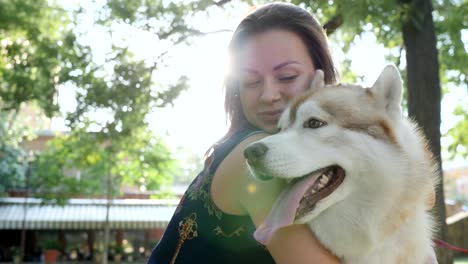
[187,172,223,219]
[170,213,198,264]
[186,151,223,219]
[213,225,245,238]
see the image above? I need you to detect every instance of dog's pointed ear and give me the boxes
[371,64,403,119]
[310,70,325,91]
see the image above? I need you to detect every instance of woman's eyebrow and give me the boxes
[240,60,300,73]
[240,68,259,74]
[273,60,300,71]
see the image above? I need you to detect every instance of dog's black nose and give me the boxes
[243,142,268,163]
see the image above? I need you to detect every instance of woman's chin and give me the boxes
[258,122,279,133]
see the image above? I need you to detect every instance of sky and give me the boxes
[52,1,467,169]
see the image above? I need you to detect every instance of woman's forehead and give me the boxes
[232,29,313,72]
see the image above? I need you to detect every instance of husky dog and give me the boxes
[244,65,438,263]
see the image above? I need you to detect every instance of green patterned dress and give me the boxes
[148,126,275,264]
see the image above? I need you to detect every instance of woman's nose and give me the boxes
[260,79,281,103]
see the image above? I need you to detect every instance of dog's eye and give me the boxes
[304,118,326,129]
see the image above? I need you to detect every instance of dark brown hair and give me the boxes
[222,2,338,141]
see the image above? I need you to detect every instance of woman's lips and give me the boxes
[258,109,283,122]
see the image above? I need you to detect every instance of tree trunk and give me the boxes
[87,231,95,257]
[103,167,112,264]
[20,161,32,264]
[402,0,451,263]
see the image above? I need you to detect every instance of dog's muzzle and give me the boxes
[243,142,273,180]
[244,142,268,162]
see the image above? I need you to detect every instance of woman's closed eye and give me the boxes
[241,79,261,88]
[278,75,298,82]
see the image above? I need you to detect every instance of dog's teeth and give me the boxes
[317,182,325,189]
[320,177,329,185]
[305,189,315,196]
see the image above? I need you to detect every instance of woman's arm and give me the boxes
[214,133,339,264]
[267,225,340,264]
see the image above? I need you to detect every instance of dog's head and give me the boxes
[244,65,415,245]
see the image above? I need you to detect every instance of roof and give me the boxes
[0,197,178,230]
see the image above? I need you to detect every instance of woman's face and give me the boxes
[234,29,316,133]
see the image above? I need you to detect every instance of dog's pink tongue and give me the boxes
[254,172,321,245]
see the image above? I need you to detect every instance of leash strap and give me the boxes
[434,238,468,254]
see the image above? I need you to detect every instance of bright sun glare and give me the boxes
[53,1,240,156]
[149,33,232,154]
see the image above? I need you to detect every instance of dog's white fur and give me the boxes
[247,65,438,263]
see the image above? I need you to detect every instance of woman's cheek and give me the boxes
[289,81,309,97]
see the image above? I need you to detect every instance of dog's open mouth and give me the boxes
[254,165,345,245]
[295,166,346,220]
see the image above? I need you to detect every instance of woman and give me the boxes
[148,3,339,263]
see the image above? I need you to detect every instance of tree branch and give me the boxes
[323,14,344,35]
[396,44,404,68]
[214,0,233,6]
[6,109,19,133]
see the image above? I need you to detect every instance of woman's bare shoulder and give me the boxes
[211,132,277,216]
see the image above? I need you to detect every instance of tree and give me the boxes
[0,0,69,116]
[0,0,84,195]
[0,0,204,195]
[446,105,468,161]
[66,2,220,259]
[1,0,235,262]
[0,1,219,262]
[32,126,178,202]
[0,142,26,194]
[401,0,448,261]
